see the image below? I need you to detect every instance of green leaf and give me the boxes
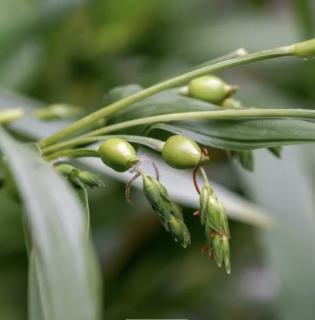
[28,250,46,320]
[150,119,315,151]
[0,128,101,320]
[107,84,218,124]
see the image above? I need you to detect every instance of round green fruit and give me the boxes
[98,138,139,172]
[188,75,237,104]
[162,135,206,169]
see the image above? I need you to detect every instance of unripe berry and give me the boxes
[162,135,208,169]
[98,138,139,172]
[188,75,237,104]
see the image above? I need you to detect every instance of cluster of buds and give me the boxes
[198,182,231,274]
[141,173,191,248]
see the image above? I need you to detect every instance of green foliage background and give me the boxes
[0,0,314,319]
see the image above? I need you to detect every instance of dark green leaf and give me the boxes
[150,119,315,151]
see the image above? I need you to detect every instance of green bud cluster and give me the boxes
[141,174,191,248]
[56,164,104,189]
[199,184,231,274]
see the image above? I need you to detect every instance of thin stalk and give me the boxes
[44,148,98,161]
[43,135,164,156]
[42,108,315,155]
[39,45,294,148]
[199,167,209,186]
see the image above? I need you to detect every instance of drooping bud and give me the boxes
[56,164,104,188]
[167,215,191,248]
[77,170,105,188]
[211,232,231,274]
[141,174,191,248]
[199,184,230,238]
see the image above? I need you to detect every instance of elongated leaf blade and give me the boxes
[0,128,101,320]
[106,85,218,124]
[151,119,315,151]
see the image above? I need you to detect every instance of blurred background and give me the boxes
[0,0,315,319]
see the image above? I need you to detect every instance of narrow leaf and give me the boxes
[0,128,101,320]
[151,119,315,151]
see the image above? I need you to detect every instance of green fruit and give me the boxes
[98,138,139,172]
[188,75,237,104]
[162,135,207,169]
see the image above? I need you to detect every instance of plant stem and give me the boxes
[44,149,98,161]
[199,167,209,186]
[38,45,295,148]
[42,108,315,155]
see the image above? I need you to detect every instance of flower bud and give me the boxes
[221,98,244,109]
[98,138,139,172]
[77,170,105,188]
[142,174,191,248]
[188,75,238,104]
[199,184,230,238]
[211,233,231,274]
[167,215,191,248]
[162,135,208,169]
[292,38,315,58]
[56,164,104,188]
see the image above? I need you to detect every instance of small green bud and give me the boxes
[292,38,315,58]
[98,138,139,172]
[167,215,191,248]
[142,175,170,218]
[77,171,105,188]
[221,98,244,109]
[162,135,208,169]
[199,184,213,225]
[56,163,79,177]
[211,233,231,274]
[56,164,104,188]
[199,184,230,238]
[188,75,238,104]
[142,174,191,248]
[35,104,81,121]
